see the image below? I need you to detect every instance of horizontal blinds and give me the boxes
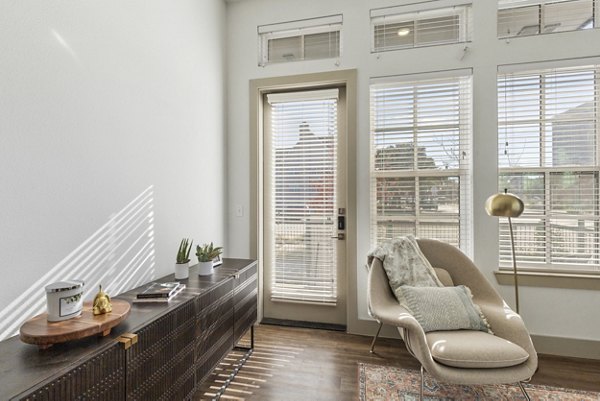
[497,64,600,270]
[259,16,342,65]
[371,5,472,52]
[498,0,594,38]
[269,90,338,304]
[370,73,472,254]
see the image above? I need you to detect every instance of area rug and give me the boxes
[358,363,600,401]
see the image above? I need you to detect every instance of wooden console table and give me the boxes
[0,258,258,401]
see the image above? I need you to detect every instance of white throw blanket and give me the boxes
[368,235,443,290]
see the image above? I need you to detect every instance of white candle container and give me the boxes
[45,280,85,322]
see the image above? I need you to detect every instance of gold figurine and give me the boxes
[93,285,112,315]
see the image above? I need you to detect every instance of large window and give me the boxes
[498,63,600,272]
[498,0,595,38]
[371,3,472,52]
[370,71,472,253]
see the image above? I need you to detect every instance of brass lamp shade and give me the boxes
[485,189,524,314]
[485,191,524,218]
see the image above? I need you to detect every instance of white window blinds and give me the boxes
[370,71,472,253]
[498,0,595,38]
[498,63,600,271]
[371,4,472,52]
[258,15,342,66]
[267,89,339,304]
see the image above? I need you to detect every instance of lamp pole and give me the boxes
[508,216,519,314]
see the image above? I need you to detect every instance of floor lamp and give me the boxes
[485,189,525,314]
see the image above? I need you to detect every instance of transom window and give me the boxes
[370,3,472,52]
[498,0,595,38]
[258,15,342,66]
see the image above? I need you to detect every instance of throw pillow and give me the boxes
[398,285,492,333]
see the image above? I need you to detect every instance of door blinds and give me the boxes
[267,89,339,304]
[498,63,600,271]
[370,70,473,254]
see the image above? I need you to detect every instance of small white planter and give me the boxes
[174,262,189,280]
[45,280,85,322]
[198,261,213,276]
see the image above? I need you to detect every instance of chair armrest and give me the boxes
[478,302,538,367]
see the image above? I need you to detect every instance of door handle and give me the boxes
[331,233,345,240]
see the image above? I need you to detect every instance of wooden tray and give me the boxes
[20,299,130,349]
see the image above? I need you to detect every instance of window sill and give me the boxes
[494,270,600,290]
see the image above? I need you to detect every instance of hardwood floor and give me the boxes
[195,324,600,400]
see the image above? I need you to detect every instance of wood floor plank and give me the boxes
[195,324,600,400]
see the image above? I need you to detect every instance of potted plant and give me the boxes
[175,238,193,279]
[196,242,223,276]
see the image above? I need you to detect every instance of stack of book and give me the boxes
[133,282,186,303]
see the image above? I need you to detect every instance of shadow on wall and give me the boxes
[0,185,156,341]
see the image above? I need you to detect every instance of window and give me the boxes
[370,70,473,253]
[498,0,595,38]
[258,15,342,66]
[498,62,600,272]
[371,3,472,52]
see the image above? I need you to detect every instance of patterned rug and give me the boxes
[359,363,600,401]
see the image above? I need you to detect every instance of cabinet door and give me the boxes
[195,277,234,385]
[233,263,258,345]
[15,344,126,401]
[126,299,196,401]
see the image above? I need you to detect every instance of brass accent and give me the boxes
[118,333,138,349]
[121,332,138,345]
[92,285,112,315]
[118,336,132,350]
[485,189,524,314]
[485,189,524,218]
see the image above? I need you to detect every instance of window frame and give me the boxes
[497,63,600,274]
[369,70,473,255]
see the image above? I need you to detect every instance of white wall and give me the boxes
[0,0,227,340]
[226,0,600,342]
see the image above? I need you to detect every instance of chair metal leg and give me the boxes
[420,365,424,401]
[517,381,531,401]
[369,321,383,353]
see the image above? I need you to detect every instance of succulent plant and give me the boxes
[176,238,193,264]
[196,242,223,262]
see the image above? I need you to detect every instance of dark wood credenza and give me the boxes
[0,258,258,401]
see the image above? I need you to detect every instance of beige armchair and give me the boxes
[367,238,537,400]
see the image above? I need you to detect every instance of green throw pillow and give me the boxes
[398,285,492,333]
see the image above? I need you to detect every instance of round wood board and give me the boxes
[20,299,130,349]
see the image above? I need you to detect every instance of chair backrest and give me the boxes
[416,238,504,307]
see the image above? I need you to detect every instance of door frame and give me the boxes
[249,70,357,327]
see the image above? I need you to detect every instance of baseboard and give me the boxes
[261,317,346,332]
[348,318,402,339]
[532,334,600,360]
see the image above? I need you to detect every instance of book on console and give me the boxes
[136,282,183,299]
[134,284,186,303]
